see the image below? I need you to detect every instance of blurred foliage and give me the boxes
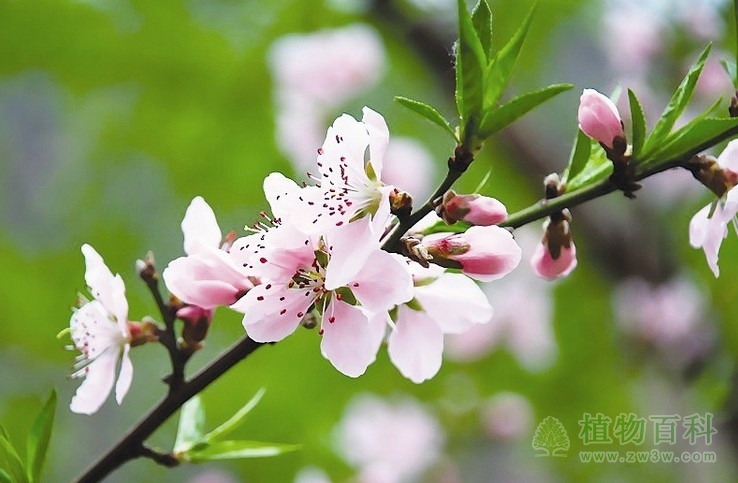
[1,0,738,482]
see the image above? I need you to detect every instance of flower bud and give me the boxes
[438,190,508,226]
[177,305,214,352]
[577,89,625,149]
[422,226,521,282]
[531,215,577,280]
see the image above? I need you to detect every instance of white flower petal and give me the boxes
[320,302,379,377]
[235,284,312,342]
[388,306,444,383]
[115,344,133,404]
[415,272,493,334]
[362,106,389,177]
[81,244,128,325]
[70,348,119,414]
[351,250,413,312]
[182,196,222,255]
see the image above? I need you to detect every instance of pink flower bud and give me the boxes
[577,89,624,148]
[440,191,508,226]
[422,226,521,282]
[530,241,577,280]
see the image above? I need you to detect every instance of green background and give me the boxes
[1,0,737,481]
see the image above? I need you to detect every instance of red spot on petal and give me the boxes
[280,309,287,315]
[329,316,336,323]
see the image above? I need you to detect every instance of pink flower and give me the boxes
[530,240,577,280]
[577,88,624,148]
[231,217,413,377]
[267,108,397,236]
[421,226,521,282]
[335,394,444,483]
[689,140,738,277]
[162,196,253,309]
[387,263,493,383]
[439,190,508,226]
[69,244,133,414]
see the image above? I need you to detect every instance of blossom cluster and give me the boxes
[67,107,523,413]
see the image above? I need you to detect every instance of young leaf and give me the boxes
[204,388,266,443]
[648,117,738,162]
[173,396,206,453]
[483,4,537,110]
[0,469,12,483]
[394,97,459,142]
[640,44,712,159]
[26,390,56,483]
[455,0,487,127]
[561,130,592,186]
[477,83,572,138]
[472,0,493,59]
[184,440,301,463]
[0,433,27,483]
[720,59,738,89]
[565,140,613,192]
[628,89,647,158]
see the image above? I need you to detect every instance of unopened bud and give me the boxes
[531,213,577,280]
[437,190,508,226]
[128,317,160,347]
[578,89,625,149]
[177,305,213,352]
[389,188,413,218]
[421,226,521,282]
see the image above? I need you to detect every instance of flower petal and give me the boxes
[351,250,413,312]
[414,272,493,333]
[70,347,119,414]
[182,196,222,255]
[234,284,312,342]
[320,301,380,377]
[362,106,389,177]
[81,244,128,328]
[324,218,378,290]
[115,344,133,405]
[388,306,444,383]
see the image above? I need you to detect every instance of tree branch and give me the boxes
[75,336,266,483]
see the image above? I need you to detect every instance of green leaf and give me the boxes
[394,96,459,142]
[640,44,712,159]
[628,89,647,158]
[0,469,13,483]
[26,390,56,483]
[561,130,592,186]
[646,117,738,162]
[455,0,487,129]
[478,83,572,138]
[173,396,206,453]
[205,388,266,443]
[720,59,738,89]
[0,432,27,483]
[565,140,613,192]
[472,0,493,59]
[184,440,301,463]
[483,4,537,110]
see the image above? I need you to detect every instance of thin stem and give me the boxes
[383,158,466,252]
[75,336,265,483]
[503,125,738,229]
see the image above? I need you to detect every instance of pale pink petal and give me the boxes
[70,301,127,358]
[415,273,493,333]
[234,284,312,342]
[388,306,444,383]
[320,301,379,377]
[362,106,389,177]
[458,226,522,282]
[351,250,413,312]
[578,89,624,148]
[530,242,578,281]
[718,139,738,175]
[320,114,370,185]
[263,172,303,222]
[688,204,711,248]
[70,348,119,414]
[324,218,378,290]
[182,196,222,255]
[81,244,128,326]
[115,344,133,404]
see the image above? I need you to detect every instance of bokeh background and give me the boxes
[2,0,738,481]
